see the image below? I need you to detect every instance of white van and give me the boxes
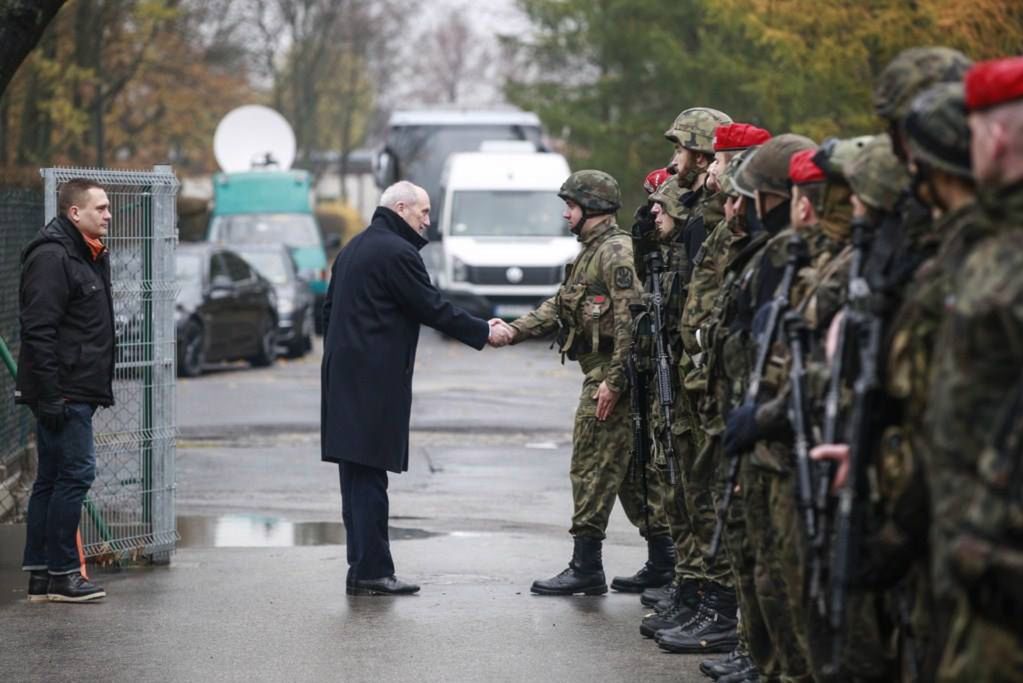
[435,149,578,319]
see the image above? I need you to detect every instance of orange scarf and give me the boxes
[84,235,106,261]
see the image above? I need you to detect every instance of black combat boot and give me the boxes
[656,581,738,654]
[640,582,673,608]
[700,645,754,679]
[639,578,701,637]
[611,535,674,593]
[530,536,607,596]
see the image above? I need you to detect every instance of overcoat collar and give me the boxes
[372,207,428,251]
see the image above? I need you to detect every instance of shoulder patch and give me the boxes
[614,266,634,289]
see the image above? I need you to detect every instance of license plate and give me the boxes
[493,304,534,319]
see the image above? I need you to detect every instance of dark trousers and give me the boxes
[339,461,394,582]
[22,403,97,575]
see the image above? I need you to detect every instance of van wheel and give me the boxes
[249,316,277,367]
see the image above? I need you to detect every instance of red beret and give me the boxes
[644,167,672,194]
[965,57,1023,112]
[789,148,826,185]
[713,123,772,152]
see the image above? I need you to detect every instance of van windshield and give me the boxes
[450,191,569,237]
[210,214,321,247]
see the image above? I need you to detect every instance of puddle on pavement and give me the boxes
[176,514,439,548]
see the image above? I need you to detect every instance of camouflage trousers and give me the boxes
[650,401,703,582]
[740,460,813,682]
[570,363,670,540]
[936,591,1023,683]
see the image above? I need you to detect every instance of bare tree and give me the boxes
[405,6,492,106]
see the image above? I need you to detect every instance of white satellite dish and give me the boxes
[214,105,296,172]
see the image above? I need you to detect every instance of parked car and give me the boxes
[175,243,278,377]
[231,244,315,358]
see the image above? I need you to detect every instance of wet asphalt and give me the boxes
[0,331,708,682]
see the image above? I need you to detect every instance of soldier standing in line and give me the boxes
[502,170,669,596]
[924,56,1023,682]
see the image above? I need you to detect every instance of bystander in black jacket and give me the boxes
[15,215,116,407]
[320,206,489,473]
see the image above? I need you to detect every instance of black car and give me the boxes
[175,243,278,377]
[231,243,315,358]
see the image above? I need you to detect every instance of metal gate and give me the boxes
[42,166,179,562]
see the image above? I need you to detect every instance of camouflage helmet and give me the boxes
[904,82,971,178]
[874,47,973,122]
[846,134,910,212]
[736,133,816,198]
[664,107,733,154]
[558,170,621,214]
[721,147,759,198]
[813,135,876,182]
[648,178,687,221]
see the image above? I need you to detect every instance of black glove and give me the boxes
[631,203,656,241]
[724,402,759,457]
[36,397,67,432]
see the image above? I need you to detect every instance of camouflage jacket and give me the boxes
[927,183,1023,610]
[511,217,642,393]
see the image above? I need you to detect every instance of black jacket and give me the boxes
[15,216,116,407]
[320,207,489,473]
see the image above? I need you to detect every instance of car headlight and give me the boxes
[452,256,468,282]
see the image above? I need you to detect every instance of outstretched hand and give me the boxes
[487,318,514,348]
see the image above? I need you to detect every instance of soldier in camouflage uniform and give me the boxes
[713,133,818,682]
[807,47,974,681]
[925,56,1023,683]
[506,170,669,596]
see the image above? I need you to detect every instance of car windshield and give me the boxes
[449,191,569,237]
[210,213,321,247]
[237,251,291,285]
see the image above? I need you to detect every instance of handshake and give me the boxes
[487,318,515,348]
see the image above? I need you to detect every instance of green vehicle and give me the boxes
[206,170,339,333]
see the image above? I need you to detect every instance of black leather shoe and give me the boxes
[47,572,106,602]
[717,665,759,683]
[640,580,701,638]
[655,583,738,654]
[346,575,420,595]
[28,571,49,603]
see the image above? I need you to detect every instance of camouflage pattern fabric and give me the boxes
[846,134,911,213]
[926,184,1023,682]
[873,47,972,122]
[664,107,733,153]
[559,169,622,214]
[510,216,669,540]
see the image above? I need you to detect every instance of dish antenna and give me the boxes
[214,105,296,172]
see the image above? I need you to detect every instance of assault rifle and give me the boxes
[809,215,874,614]
[782,308,818,555]
[627,303,652,531]
[644,249,679,484]
[707,234,807,563]
[826,231,884,674]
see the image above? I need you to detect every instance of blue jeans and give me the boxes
[22,402,97,575]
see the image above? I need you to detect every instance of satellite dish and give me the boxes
[214,105,296,172]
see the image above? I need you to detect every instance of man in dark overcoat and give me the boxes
[321,180,511,595]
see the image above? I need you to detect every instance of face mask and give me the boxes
[744,199,763,234]
[761,199,790,234]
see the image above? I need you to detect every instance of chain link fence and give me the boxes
[0,168,179,565]
[0,187,44,521]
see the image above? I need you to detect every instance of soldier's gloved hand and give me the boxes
[36,397,67,433]
[724,402,759,456]
[631,204,656,241]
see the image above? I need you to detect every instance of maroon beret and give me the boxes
[965,57,1023,112]
[789,149,826,185]
[713,123,772,152]
[643,167,672,194]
